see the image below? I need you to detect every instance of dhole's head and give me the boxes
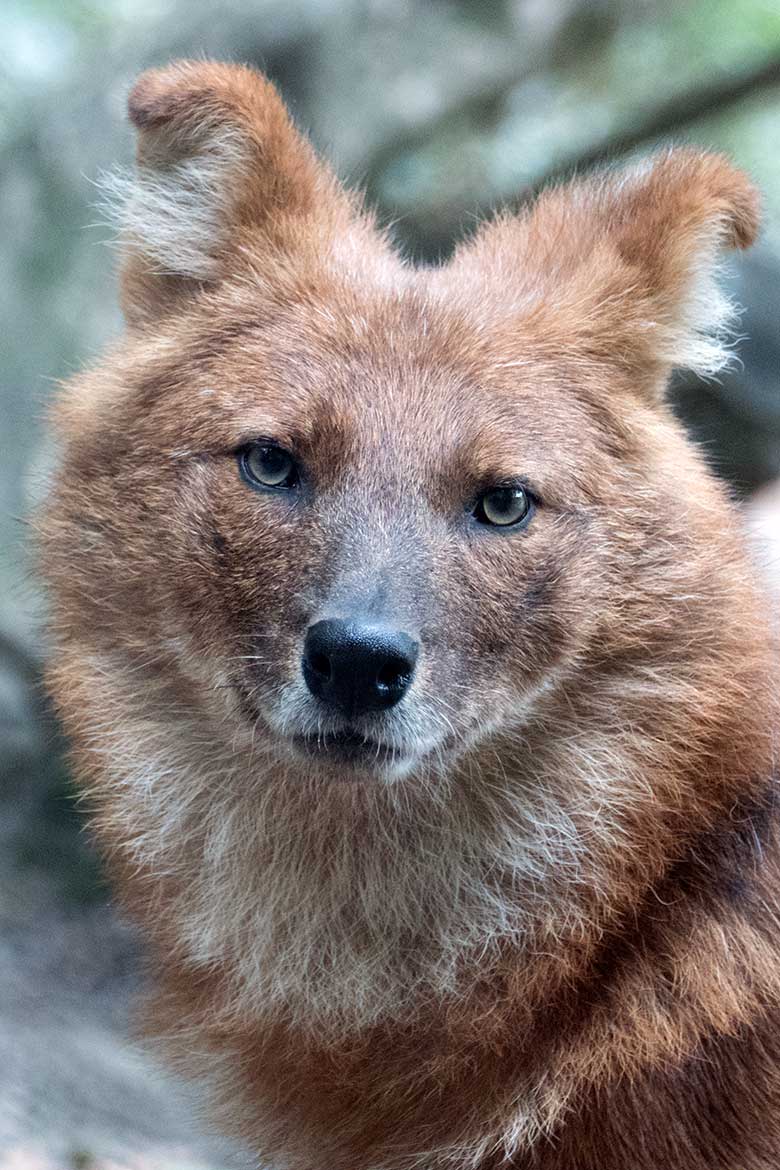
[45,62,761,787]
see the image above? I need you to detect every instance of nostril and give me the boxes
[376,656,411,690]
[309,651,331,680]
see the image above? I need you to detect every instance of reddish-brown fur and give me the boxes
[41,62,779,1168]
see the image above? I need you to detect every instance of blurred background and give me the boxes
[1,0,779,1165]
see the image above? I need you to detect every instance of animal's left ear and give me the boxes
[450,149,760,385]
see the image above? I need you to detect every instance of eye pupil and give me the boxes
[476,486,531,528]
[241,443,297,489]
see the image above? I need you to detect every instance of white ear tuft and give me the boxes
[655,240,739,380]
[99,130,248,281]
[612,150,759,381]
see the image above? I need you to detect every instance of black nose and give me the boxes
[302,620,419,717]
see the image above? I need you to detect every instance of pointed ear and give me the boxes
[106,60,360,324]
[451,149,760,386]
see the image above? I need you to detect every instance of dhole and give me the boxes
[41,61,780,1169]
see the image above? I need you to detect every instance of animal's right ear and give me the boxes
[106,60,359,325]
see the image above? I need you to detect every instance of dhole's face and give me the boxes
[85,284,640,781]
[48,62,759,795]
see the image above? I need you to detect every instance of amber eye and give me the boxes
[239,443,298,490]
[474,485,532,528]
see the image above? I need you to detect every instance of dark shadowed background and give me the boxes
[1,0,779,1165]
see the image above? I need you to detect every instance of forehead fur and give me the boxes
[63,273,667,521]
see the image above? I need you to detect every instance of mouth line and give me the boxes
[290,728,398,767]
[232,684,408,768]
